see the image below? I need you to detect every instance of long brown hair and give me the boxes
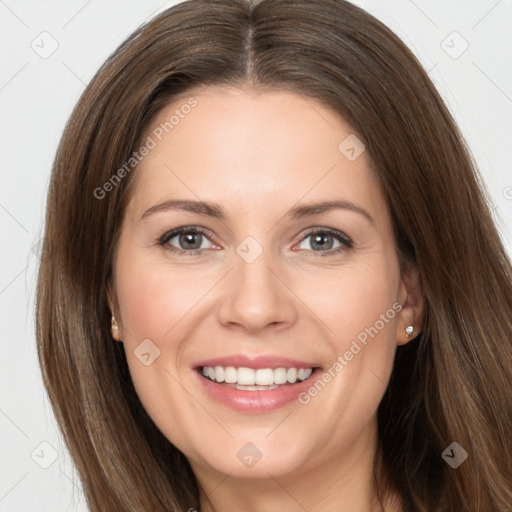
[36,0,512,510]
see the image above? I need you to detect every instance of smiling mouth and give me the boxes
[199,365,317,391]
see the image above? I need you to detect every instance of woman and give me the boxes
[36,0,512,510]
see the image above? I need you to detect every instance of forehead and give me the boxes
[126,86,386,225]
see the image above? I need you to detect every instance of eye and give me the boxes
[295,228,353,255]
[158,226,217,255]
[157,226,353,257]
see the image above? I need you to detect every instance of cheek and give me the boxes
[302,256,400,409]
[303,259,398,347]
[115,253,209,342]
[299,266,398,420]
[112,251,201,447]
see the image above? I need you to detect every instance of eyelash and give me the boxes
[157,225,353,257]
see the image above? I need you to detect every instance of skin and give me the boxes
[109,85,423,512]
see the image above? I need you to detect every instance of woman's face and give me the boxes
[111,85,419,481]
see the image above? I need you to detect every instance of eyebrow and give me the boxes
[140,198,375,225]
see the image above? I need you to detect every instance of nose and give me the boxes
[217,244,298,334]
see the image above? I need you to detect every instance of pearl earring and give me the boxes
[111,315,119,337]
[405,325,414,338]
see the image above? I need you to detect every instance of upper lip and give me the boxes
[194,354,322,370]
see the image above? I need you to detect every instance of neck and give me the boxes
[192,419,403,512]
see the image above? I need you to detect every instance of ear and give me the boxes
[107,280,122,342]
[396,262,424,346]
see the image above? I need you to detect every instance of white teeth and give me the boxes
[297,368,312,380]
[287,368,297,383]
[255,368,274,386]
[201,365,314,386]
[274,367,288,385]
[224,366,237,383]
[214,366,225,383]
[237,367,255,385]
[236,384,279,391]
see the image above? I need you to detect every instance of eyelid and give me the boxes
[159,225,206,242]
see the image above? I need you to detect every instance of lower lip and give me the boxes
[194,368,323,413]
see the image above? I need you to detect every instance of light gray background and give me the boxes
[1,0,511,510]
